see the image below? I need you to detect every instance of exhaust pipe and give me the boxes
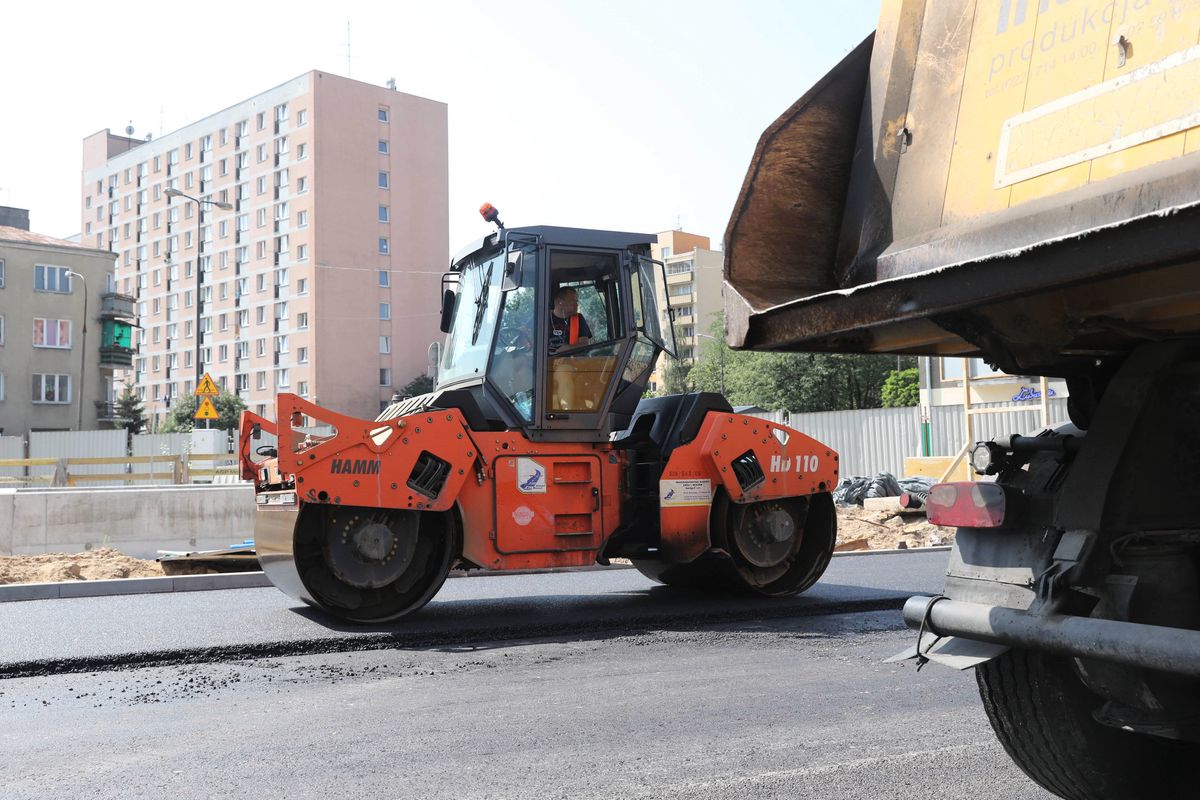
[904,595,1200,678]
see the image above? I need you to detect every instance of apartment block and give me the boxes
[82,71,448,425]
[0,213,132,434]
[649,230,724,391]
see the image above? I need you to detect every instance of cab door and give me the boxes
[493,454,603,554]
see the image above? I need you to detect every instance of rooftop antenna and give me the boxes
[386,77,397,90]
[674,212,682,231]
[346,20,352,77]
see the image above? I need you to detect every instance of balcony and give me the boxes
[99,344,136,369]
[94,402,127,423]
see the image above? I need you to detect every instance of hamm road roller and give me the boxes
[238,206,839,622]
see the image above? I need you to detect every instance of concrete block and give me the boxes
[0,582,62,602]
[0,490,14,555]
[863,496,903,512]
[56,576,176,598]
[10,492,48,553]
[171,572,272,592]
[8,485,256,557]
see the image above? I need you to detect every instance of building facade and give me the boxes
[0,216,132,434]
[649,230,724,392]
[81,71,448,425]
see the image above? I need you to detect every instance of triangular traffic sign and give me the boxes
[195,373,220,396]
[194,397,220,420]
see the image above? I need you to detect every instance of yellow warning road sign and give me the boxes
[195,373,220,396]
[194,397,220,420]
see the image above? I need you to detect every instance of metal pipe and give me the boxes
[67,271,88,430]
[904,595,1200,678]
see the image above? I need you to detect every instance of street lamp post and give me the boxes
[164,188,232,423]
[694,332,726,396]
[67,270,88,430]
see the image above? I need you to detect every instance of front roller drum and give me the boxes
[634,492,836,596]
[257,499,459,623]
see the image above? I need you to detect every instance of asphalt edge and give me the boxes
[0,546,951,603]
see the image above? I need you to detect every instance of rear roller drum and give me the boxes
[634,492,836,596]
[716,491,836,596]
[293,503,458,623]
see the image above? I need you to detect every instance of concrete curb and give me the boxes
[0,547,951,604]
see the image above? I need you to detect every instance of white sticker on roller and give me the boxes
[512,506,535,526]
[660,479,712,507]
[516,458,546,494]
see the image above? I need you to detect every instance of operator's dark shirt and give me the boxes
[548,313,593,354]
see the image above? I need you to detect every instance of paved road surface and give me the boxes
[0,550,950,674]
[0,551,1056,799]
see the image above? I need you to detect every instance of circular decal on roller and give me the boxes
[512,506,535,526]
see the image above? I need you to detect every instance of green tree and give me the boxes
[661,357,692,395]
[113,380,148,434]
[400,374,435,398]
[688,312,914,412]
[881,367,920,407]
[160,389,247,432]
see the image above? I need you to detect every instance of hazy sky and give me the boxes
[1,0,877,253]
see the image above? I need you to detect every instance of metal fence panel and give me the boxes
[28,430,128,480]
[785,406,922,479]
[0,436,25,480]
[131,433,194,485]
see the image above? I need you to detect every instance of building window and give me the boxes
[379,336,391,354]
[378,171,389,189]
[297,380,308,396]
[378,139,389,154]
[296,244,308,261]
[297,346,308,363]
[277,369,289,388]
[297,176,308,193]
[297,312,308,328]
[378,270,390,287]
[32,374,71,404]
[378,108,389,123]
[297,210,308,227]
[297,109,308,127]
[378,237,390,255]
[256,371,267,390]
[297,143,307,160]
[34,265,72,293]
[296,278,308,294]
[0,371,5,402]
[380,368,392,386]
[379,303,390,320]
[0,258,5,287]
[0,314,5,345]
[257,112,266,130]
[32,319,72,349]
[378,205,389,223]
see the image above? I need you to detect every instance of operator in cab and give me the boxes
[548,286,592,354]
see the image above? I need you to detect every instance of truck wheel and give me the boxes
[976,648,1199,799]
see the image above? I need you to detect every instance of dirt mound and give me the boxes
[0,548,164,586]
[835,505,955,551]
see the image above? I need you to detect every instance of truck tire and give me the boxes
[976,648,1199,799]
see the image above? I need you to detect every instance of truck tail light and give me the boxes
[926,482,1012,528]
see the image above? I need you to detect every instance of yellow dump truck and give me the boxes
[725,2,1200,797]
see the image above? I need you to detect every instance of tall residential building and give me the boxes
[82,71,448,425]
[0,211,132,435]
[649,230,724,392]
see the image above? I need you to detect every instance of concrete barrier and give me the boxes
[1,484,255,559]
